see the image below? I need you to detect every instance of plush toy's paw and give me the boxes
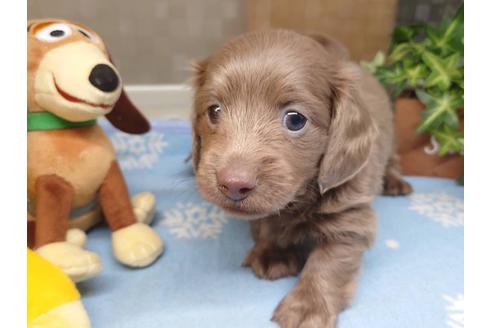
[111,223,163,267]
[29,300,91,328]
[66,229,87,247]
[36,242,102,283]
[132,192,156,224]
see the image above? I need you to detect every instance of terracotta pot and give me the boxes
[394,97,464,179]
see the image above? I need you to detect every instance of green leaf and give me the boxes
[360,51,385,73]
[454,4,464,22]
[422,51,461,90]
[430,125,464,156]
[415,89,434,104]
[375,62,414,98]
[373,51,386,66]
[453,67,464,91]
[426,4,464,56]
[376,64,407,84]
[375,4,464,158]
[389,43,413,62]
[404,64,428,87]
[391,23,426,45]
[429,17,459,46]
[416,91,462,133]
[392,26,417,44]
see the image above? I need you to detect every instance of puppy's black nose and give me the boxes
[89,64,119,92]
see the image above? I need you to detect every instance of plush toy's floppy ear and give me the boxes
[317,63,377,194]
[106,54,150,134]
[106,88,150,134]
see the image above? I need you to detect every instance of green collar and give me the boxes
[27,112,96,132]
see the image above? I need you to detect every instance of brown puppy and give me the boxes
[191,30,412,327]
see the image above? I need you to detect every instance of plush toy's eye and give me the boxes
[283,111,307,132]
[207,104,221,125]
[35,23,72,42]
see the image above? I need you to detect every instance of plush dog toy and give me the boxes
[27,19,164,282]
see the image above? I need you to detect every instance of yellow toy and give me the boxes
[27,249,91,328]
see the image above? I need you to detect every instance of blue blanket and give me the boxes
[79,121,464,328]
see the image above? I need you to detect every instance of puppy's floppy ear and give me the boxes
[191,58,209,89]
[318,63,377,193]
[189,59,209,171]
[106,54,150,134]
[190,127,201,172]
[303,32,350,61]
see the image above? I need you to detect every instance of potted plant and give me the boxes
[362,4,464,181]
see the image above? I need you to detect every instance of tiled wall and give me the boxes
[397,0,462,25]
[28,0,246,84]
[28,0,461,84]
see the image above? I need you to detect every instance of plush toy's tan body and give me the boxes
[28,127,115,208]
[27,126,153,234]
[27,19,164,282]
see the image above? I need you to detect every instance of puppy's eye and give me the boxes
[283,111,307,132]
[207,104,221,125]
[35,23,72,42]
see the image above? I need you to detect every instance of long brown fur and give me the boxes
[191,30,412,327]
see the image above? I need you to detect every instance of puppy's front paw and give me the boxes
[242,244,301,280]
[112,223,164,267]
[36,242,102,282]
[383,174,413,196]
[272,287,336,328]
[132,192,156,224]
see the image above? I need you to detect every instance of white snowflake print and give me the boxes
[161,202,228,239]
[409,192,464,228]
[385,239,400,249]
[111,131,168,170]
[443,293,464,328]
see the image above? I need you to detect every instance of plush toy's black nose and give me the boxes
[89,64,119,92]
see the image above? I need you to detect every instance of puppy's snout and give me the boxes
[217,166,256,201]
[89,64,119,92]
